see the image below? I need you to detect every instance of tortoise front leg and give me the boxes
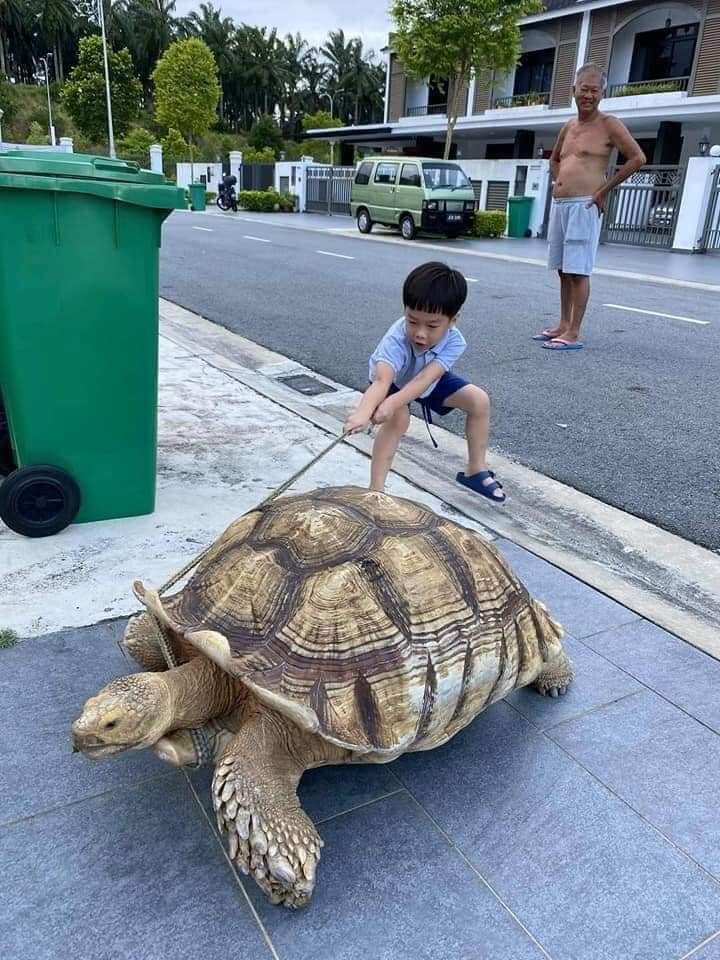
[213,702,346,908]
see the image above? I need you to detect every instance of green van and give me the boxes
[350,156,476,240]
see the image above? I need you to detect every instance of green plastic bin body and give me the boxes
[0,151,185,524]
[189,182,206,211]
[507,195,534,238]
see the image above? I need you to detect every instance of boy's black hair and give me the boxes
[403,262,467,319]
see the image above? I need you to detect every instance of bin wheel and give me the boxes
[0,465,81,538]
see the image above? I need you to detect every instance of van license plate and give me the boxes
[447,214,461,221]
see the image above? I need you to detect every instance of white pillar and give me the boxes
[229,150,242,189]
[466,72,476,118]
[59,136,73,153]
[672,157,717,251]
[149,143,163,173]
[577,11,591,70]
[383,48,391,125]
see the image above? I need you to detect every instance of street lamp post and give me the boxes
[0,108,4,144]
[40,53,56,146]
[320,91,342,167]
[97,0,116,157]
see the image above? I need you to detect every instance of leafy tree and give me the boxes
[61,34,142,143]
[152,37,219,174]
[242,145,275,163]
[391,0,542,158]
[26,120,48,144]
[160,125,190,176]
[247,113,283,157]
[117,124,155,165]
[302,110,342,132]
[0,78,18,128]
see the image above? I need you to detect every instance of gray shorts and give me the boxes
[547,197,602,276]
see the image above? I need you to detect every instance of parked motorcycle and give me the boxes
[217,174,238,212]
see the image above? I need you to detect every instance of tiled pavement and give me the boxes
[2,543,720,960]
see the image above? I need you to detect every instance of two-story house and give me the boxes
[309,0,720,166]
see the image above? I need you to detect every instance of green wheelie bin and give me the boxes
[189,182,206,211]
[507,195,534,238]
[0,150,185,537]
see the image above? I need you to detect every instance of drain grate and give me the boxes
[278,374,337,397]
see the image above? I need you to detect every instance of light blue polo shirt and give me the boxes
[369,318,466,399]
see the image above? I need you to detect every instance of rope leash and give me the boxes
[147,431,349,767]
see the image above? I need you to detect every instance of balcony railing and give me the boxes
[405,103,448,117]
[493,92,550,109]
[608,77,689,98]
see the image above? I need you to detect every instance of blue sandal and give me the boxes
[456,470,506,503]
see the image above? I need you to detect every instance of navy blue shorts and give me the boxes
[388,372,468,419]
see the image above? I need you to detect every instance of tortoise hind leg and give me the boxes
[534,649,574,698]
[213,703,347,908]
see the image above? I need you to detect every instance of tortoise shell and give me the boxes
[138,487,563,757]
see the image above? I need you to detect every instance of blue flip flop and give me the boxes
[542,338,583,351]
[456,470,506,503]
[532,331,556,341]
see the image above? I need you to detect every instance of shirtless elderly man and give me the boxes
[536,63,646,351]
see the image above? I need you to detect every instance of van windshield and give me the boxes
[422,163,471,190]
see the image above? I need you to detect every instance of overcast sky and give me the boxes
[174,1,392,58]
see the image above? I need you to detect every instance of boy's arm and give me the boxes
[374,360,446,423]
[344,362,394,433]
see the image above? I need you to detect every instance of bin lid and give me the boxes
[0,150,186,210]
[0,150,164,183]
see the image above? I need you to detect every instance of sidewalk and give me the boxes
[2,303,720,960]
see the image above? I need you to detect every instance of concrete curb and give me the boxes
[160,297,720,660]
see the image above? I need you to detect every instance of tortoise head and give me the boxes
[71,673,172,759]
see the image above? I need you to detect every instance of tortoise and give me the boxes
[72,486,573,908]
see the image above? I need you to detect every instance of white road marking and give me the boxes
[604,303,708,325]
[192,226,213,232]
[465,277,479,283]
[243,235,271,243]
[316,250,355,260]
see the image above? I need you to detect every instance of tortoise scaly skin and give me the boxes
[73,487,573,907]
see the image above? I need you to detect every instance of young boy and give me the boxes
[344,261,505,502]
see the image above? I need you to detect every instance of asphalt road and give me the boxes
[160,212,719,551]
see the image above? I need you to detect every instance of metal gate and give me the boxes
[306,165,354,215]
[239,163,274,191]
[601,165,684,248]
[700,164,720,254]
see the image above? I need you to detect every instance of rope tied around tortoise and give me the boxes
[148,431,349,767]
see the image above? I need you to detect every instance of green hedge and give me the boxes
[238,189,296,212]
[470,210,507,238]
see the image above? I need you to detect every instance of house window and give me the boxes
[428,75,448,110]
[513,48,555,96]
[629,22,699,83]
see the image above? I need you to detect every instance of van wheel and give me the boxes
[400,214,416,241]
[357,209,372,234]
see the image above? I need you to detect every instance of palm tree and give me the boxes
[0,0,34,81]
[37,0,78,81]
[181,3,233,120]
[114,0,177,94]
[321,29,356,122]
